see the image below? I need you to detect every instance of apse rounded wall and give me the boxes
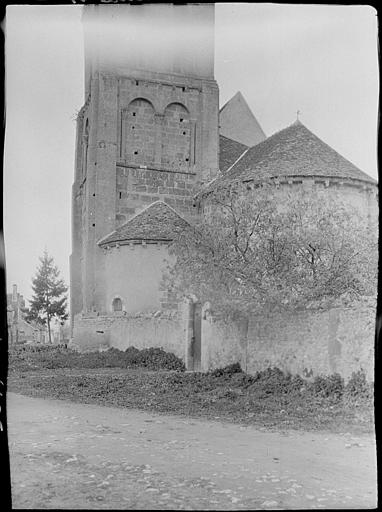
[201,176,378,225]
[103,243,174,314]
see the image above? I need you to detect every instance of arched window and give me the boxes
[122,98,155,165]
[112,297,122,312]
[161,102,191,170]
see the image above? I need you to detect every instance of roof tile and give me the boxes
[219,135,248,173]
[206,121,376,194]
[98,201,190,246]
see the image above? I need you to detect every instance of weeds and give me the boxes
[7,351,373,433]
[8,344,185,372]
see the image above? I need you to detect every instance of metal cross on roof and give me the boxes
[296,110,301,120]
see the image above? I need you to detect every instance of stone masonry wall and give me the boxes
[70,312,184,360]
[103,243,177,315]
[116,165,197,225]
[202,299,376,382]
[70,300,375,382]
[113,75,219,225]
[122,98,156,165]
[161,103,191,170]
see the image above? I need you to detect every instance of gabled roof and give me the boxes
[219,91,266,147]
[98,201,190,246]
[219,135,249,173]
[204,121,376,194]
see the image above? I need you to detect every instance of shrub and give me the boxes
[121,346,185,371]
[210,362,243,378]
[310,373,344,400]
[345,369,373,402]
[249,368,293,395]
[9,344,185,372]
[290,374,305,391]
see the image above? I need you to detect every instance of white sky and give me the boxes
[3,3,379,303]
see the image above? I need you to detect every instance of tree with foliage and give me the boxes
[25,251,68,344]
[166,182,377,318]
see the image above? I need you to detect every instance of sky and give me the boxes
[3,3,379,303]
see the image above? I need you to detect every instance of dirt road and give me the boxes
[7,392,376,509]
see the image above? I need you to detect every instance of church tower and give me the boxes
[71,3,219,328]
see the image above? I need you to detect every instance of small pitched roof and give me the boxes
[219,134,249,173]
[219,91,266,147]
[98,201,190,246]
[204,121,376,194]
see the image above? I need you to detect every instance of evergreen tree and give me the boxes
[25,250,68,343]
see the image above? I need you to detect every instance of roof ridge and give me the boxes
[225,147,250,174]
[219,91,241,114]
[152,200,191,225]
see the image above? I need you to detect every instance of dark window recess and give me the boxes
[182,87,185,92]
[112,298,122,312]
[180,118,184,122]
[185,158,189,162]
[134,151,138,155]
[182,131,186,135]
[132,112,136,116]
[132,126,135,130]
[135,81,139,86]
[92,223,95,227]
[119,192,122,199]
[93,193,96,197]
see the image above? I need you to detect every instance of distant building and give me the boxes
[7,284,47,344]
[50,318,71,346]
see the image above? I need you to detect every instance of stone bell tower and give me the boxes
[70,3,219,330]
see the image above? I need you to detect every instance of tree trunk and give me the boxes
[239,316,250,373]
[47,314,51,344]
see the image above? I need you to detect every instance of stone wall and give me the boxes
[71,299,375,382]
[202,299,376,381]
[70,311,184,360]
[117,75,219,183]
[161,103,191,170]
[122,98,156,165]
[202,179,378,226]
[116,166,196,225]
[102,243,176,314]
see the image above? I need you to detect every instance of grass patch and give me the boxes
[8,346,374,434]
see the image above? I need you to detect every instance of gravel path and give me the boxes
[8,392,377,509]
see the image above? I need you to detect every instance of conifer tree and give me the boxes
[26,250,68,344]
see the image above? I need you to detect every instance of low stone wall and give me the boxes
[202,299,376,381]
[70,299,376,382]
[201,312,243,371]
[70,311,184,359]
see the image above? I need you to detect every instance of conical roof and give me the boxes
[219,91,266,147]
[98,201,190,246]
[205,121,376,194]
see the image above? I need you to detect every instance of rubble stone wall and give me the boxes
[202,299,376,382]
[70,311,184,360]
